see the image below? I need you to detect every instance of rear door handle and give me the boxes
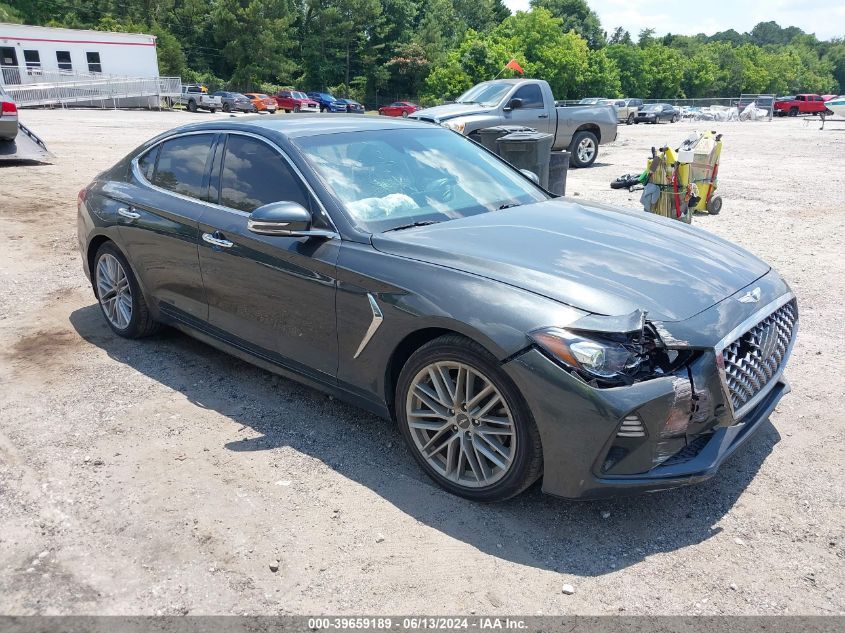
[202,232,234,248]
[118,207,140,220]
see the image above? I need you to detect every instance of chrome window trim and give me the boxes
[131,128,340,238]
[714,291,797,421]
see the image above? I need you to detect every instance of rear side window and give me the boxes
[137,145,159,181]
[153,134,214,200]
[218,135,309,212]
[513,84,544,109]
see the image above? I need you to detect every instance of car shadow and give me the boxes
[70,304,780,577]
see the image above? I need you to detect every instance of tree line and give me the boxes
[2,0,844,106]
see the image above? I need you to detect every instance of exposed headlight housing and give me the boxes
[442,120,466,133]
[530,327,642,380]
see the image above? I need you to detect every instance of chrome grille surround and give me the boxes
[715,293,797,421]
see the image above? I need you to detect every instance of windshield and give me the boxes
[294,128,549,233]
[641,104,660,111]
[455,83,512,106]
[294,92,308,99]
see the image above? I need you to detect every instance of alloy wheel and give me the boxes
[96,253,132,330]
[405,361,516,488]
[577,137,596,164]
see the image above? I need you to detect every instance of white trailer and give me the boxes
[0,23,177,108]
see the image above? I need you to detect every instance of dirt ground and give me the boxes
[0,108,843,616]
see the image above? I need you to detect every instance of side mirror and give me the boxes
[247,201,313,236]
[520,169,540,184]
[503,98,524,112]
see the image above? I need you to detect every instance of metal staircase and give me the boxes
[1,66,181,108]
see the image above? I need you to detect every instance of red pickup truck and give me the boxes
[275,90,319,113]
[773,94,830,117]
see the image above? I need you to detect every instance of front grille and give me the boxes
[721,299,797,414]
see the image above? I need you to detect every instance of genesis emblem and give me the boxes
[738,287,762,304]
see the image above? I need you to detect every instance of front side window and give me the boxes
[218,135,309,212]
[152,134,214,200]
[294,128,548,233]
[56,50,72,71]
[513,84,544,109]
[86,51,102,73]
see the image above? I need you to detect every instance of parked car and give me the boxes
[337,98,365,114]
[306,92,347,113]
[179,85,222,113]
[212,91,255,113]
[773,94,830,117]
[275,90,319,113]
[379,101,419,117]
[0,85,18,141]
[578,97,605,105]
[601,98,643,125]
[635,103,680,124]
[77,116,798,501]
[410,79,617,167]
[244,93,277,114]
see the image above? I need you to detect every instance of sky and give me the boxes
[502,0,845,41]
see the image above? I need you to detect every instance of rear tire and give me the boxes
[187,100,197,113]
[222,103,230,113]
[568,130,599,168]
[396,335,543,502]
[93,242,159,339]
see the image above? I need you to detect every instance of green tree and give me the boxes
[528,0,604,48]
[582,48,620,96]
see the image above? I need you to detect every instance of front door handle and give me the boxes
[118,207,140,220]
[202,232,234,248]
[538,114,549,119]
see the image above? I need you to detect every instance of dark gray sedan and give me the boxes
[635,103,680,123]
[77,116,797,501]
[211,91,256,113]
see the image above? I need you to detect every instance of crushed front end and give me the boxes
[503,276,798,499]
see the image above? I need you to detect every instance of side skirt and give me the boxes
[158,303,391,420]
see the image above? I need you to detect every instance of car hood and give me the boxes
[410,102,492,122]
[371,200,770,322]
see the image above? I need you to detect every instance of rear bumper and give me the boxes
[503,347,789,500]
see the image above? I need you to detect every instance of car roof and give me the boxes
[170,115,435,138]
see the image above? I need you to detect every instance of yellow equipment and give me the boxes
[641,131,723,222]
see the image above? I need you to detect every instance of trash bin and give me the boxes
[495,131,554,188]
[476,125,535,154]
[548,150,570,195]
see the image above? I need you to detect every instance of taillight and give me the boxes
[77,186,89,209]
[1,101,17,114]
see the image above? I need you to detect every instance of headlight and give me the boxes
[442,120,465,133]
[529,327,640,379]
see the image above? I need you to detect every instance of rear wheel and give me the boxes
[569,130,599,168]
[396,335,543,502]
[222,102,231,113]
[93,243,159,339]
[672,114,680,123]
[402,111,409,118]
[187,99,197,113]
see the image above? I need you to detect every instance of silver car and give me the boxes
[0,86,19,141]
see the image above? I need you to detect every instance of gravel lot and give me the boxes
[0,109,843,616]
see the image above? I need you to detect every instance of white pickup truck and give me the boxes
[411,79,618,167]
[179,85,223,113]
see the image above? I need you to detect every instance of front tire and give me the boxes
[706,196,723,215]
[93,243,159,339]
[568,130,599,168]
[627,113,635,125]
[396,335,543,502]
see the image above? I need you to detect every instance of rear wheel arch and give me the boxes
[574,123,601,144]
[87,234,113,289]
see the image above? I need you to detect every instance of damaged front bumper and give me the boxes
[502,276,797,499]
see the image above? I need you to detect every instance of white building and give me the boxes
[0,23,175,108]
[0,23,159,83]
